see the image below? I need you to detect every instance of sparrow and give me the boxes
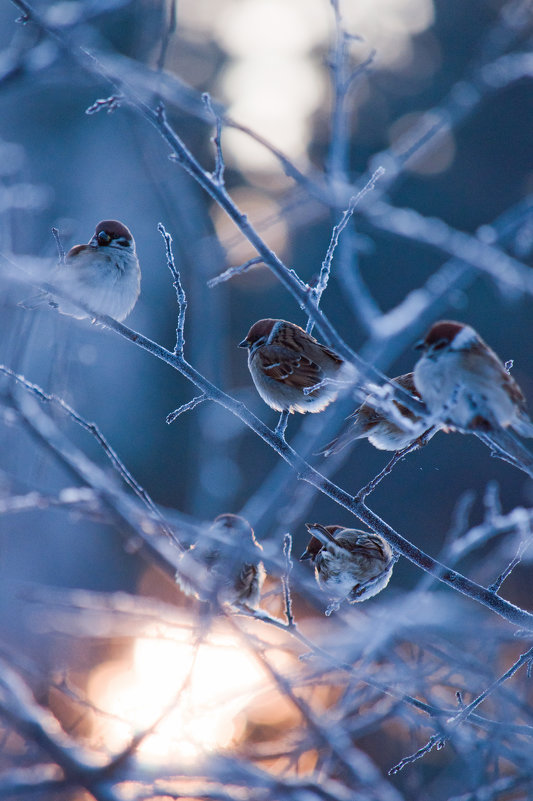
[30,220,141,321]
[323,372,434,454]
[301,523,394,604]
[176,513,266,609]
[239,318,350,414]
[413,320,533,436]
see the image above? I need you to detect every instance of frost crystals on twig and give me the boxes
[325,599,342,617]
[158,223,187,354]
[307,166,385,334]
[355,435,430,502]
[488,512,531,594]
[390,643,533,775]
[282,533,295,628]
[275,410,290,440]
[85,94,123,115]
[166,393,207,424]
[203,92,225,186]
[51,227,65,264]
[389,733,445,774]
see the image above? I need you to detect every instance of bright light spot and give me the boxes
[87,623,269,762]
[180,0,435,169]
[211,0,329,169]
[214,0,330,56]
[221,56,327,171]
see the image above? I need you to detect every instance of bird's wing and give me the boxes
[338,533,389,559]
[257,344,326,390]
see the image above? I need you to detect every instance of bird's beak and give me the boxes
[300,549,313,561]
[238,339,249,348]
[414,339,425,350]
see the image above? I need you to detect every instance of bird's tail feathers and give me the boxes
[321,422,366,456]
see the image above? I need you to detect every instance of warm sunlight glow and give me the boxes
[215,0,330,169]
[87,623,269,762]
[178,0,436,169]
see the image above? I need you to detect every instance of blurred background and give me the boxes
[0,0,533,796]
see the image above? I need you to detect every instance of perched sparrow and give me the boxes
[414,320,533,436]
[176,514,266,609]
[31,220,140,321]
[301,523,394,604]
[239,318,349,414]
[323,372,434,454]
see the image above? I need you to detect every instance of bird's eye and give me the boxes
[97,231,111,245]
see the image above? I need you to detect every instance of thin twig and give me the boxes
[488,535,531,594]
[389,645,533,775]
[308,167,385,334]
[281,533,295,629]
[275,410,290,440]
[389,733,444,775]
[158,221,187,355]
[207,257,264,288]
[85,94,122,115]
[355,436,430,502]
[51,227,65,264]
[157,0,177,72]
[203,91,225,186]
[166,393,207,424]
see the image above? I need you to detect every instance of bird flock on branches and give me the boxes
[30,218,533,615]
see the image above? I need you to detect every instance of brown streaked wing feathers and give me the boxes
[257,323,343,391]
[258,347,324,389]
[348,372,420,424]
[276,323,343,367]
[336,532,388,559]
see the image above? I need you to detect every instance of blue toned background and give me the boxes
[0,0,532,630]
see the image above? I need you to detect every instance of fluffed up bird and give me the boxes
[414,320,533,436]
[176,513,266,609]
[323,372,435,454]
[239,318,351,414]
[301,523,394,604]
[26,220,141,322]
